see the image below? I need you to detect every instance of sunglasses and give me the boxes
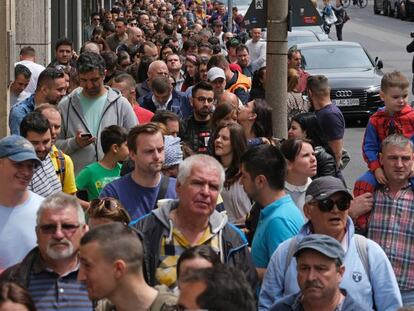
[90,198,118,210]
[312,197,351,212]
[39,223,80,235]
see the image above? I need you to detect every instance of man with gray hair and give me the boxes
[367,134,414,306]
[78,223,177,311]
[132,154,257,290]
[0,192,92,310]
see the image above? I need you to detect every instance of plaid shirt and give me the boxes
[368,184,414,290]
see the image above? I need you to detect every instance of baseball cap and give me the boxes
[0,135,41,166]
[207,67,226,82]
[305,176,352,203]
[294,234,345,264]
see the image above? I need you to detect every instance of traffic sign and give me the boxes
[244,0,323,29]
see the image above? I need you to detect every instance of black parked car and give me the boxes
[297,41,384,120]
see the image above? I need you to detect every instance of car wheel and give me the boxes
[374,0,381,13]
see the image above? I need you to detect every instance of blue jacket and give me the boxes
[259,218,402,311]
[140,90,192,120]
[9,94,35,135]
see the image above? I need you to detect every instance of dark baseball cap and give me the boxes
[0,135,41,166]
[305,176,352,203]
[226,37,240,49]
[294,234,345,264]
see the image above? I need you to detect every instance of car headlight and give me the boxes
[366,85,380,93]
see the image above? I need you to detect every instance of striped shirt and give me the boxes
[368,185,414,291]
[28,153,62,197]
[27,258,92,310]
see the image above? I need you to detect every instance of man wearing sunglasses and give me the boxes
[259,176,402,311]
[0,192,92,310]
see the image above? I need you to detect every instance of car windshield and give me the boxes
[288,35,318,48]
[301,46,373,70]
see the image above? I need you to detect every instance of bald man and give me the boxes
[137,60,169,100]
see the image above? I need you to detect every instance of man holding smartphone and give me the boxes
[56,52,137,174]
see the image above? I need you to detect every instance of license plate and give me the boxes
[332,98,360,107]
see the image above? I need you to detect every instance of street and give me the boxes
[325,0,414,189]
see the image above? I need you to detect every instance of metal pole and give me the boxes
[228,0,233,32]
[64,0,68,37]
[76,0,82,50]
[266,0,288,138]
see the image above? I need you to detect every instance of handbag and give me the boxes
[325,11,338,25]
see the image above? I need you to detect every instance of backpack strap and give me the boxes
[154,175,170,209]
[284,236,298,276]
[354,234,371,283]
[55,149,66,186]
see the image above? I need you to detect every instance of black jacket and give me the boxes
[407,39,414,73]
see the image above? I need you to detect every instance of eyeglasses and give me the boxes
[195,96,214,103]
[129,22,138,26]
[311,197,351,212]
[38,223,80,235]
[90,198,119,210]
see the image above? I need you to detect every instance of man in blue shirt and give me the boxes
[100,123,177,220]
[9,67,66,135]
[240,145,304,281]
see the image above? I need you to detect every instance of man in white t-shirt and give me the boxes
[245,28,266,72]
[15,46,46,94]
[0,135,43,271]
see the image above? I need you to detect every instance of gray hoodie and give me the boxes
[56,86,138,174]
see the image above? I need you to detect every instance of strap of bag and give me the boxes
[154,175,170,208]
[55,149,66,185]
[355,234,370,282]
[284,236,298,276]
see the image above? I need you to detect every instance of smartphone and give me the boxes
[80,133,93,138]
[411,32,414,38]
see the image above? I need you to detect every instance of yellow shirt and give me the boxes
[50,145,77,194]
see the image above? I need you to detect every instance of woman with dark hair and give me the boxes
[0,282,36,311]
[176,245,221,280]
[181,55,200,92]
[249,66,266,100]
[288,112,349,179]
[237,98,273,145]
[210,102,238,133]
[212,122,251,225]
[280,138,317,216]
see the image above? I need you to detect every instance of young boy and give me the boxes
[354,70,414,234]
[76,125,129,201]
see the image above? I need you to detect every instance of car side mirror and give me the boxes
[375,57,383,69]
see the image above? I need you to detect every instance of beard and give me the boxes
[46,238,75,260]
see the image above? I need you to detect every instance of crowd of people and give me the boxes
[1,0,414,310]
